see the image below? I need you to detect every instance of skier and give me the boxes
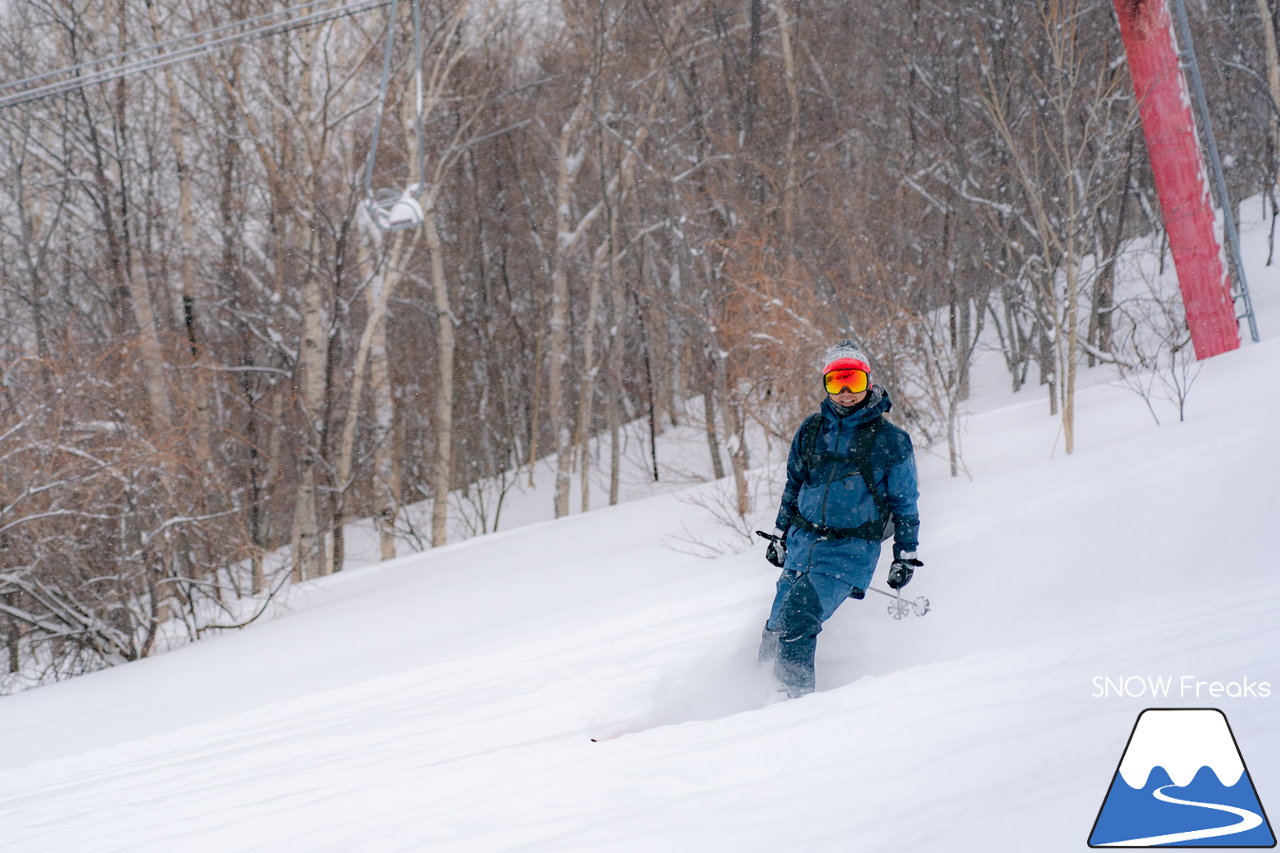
[759,341,922,697]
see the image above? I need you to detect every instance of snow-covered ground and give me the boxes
[1,204,1277,852]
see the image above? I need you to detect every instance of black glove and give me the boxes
[766,540,786,568]
[887,554,923,590]
[756,529,787,568]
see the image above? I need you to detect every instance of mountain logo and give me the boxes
[1089,708,1275,848]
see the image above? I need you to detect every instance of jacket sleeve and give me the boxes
[774,422,809,534]
[885,431,920,557]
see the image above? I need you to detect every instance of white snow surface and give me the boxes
[1,203,1278,852]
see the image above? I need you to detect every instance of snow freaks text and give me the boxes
[1092,675,1272,700]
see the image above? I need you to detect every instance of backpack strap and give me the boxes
[794,414,892,541]
[852,417,889,521]
[798,412,825,473]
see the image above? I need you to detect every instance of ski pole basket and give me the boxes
[868,586,931,620]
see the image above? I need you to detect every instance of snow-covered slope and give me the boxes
[0,209,1277,852]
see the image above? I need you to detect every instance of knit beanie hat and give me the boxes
[821,339,871,377]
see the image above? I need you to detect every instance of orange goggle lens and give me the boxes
[824,368,869,395]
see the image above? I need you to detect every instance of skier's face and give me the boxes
[829,388,868,407]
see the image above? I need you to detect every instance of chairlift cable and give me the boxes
[0,0,391,111]
[411,0,427,193]
[0,0,390,110]
[0,0,349,96]
[360,0,402,205]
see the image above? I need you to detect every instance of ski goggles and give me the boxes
[823,368,869,395]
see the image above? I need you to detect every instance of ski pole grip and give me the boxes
[755,529,781,543]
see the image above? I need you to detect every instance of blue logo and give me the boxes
[1089,709,1275,847]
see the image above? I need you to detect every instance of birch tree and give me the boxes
[546,86,605,518]
[978,0,1137,453]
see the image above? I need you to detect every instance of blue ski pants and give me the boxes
[760,569,862,696]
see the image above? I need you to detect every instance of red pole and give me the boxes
[1113,0,1239,359]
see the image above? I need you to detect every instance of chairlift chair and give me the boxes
[361,0,426,233]
[365,185,424,231]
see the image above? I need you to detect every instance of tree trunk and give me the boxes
[1041,320,1058,418]
[547,241,575,518]
[774,0,801,266]
[219,34,329,580]
[1062,255,1081,455]
[702,372,727,481]
[526,321,544,488]
[83,82,173,427]
[146,0,212,471]
[547,97,602,517]
[714,353,752,516]
[425,206,457,546]
[371,311,402,562]
[291,269,329,581]
[576,245,605,513]
[334,231,410,567]
[6,593,21,674]
[607,220,625,506]
[1258,0,1280,192]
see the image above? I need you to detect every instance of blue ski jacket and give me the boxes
[774,387,920,591]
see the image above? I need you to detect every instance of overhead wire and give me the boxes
[0,0,348,96]
[360,0,402,203]
[0,0,392,111]
[410,0,426,192]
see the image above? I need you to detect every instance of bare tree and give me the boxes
[1255,0,1280,192]
[978,0,1137,453]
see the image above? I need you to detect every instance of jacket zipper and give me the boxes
[817,416,851,527]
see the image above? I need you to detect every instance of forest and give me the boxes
[1,0,1277,685]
